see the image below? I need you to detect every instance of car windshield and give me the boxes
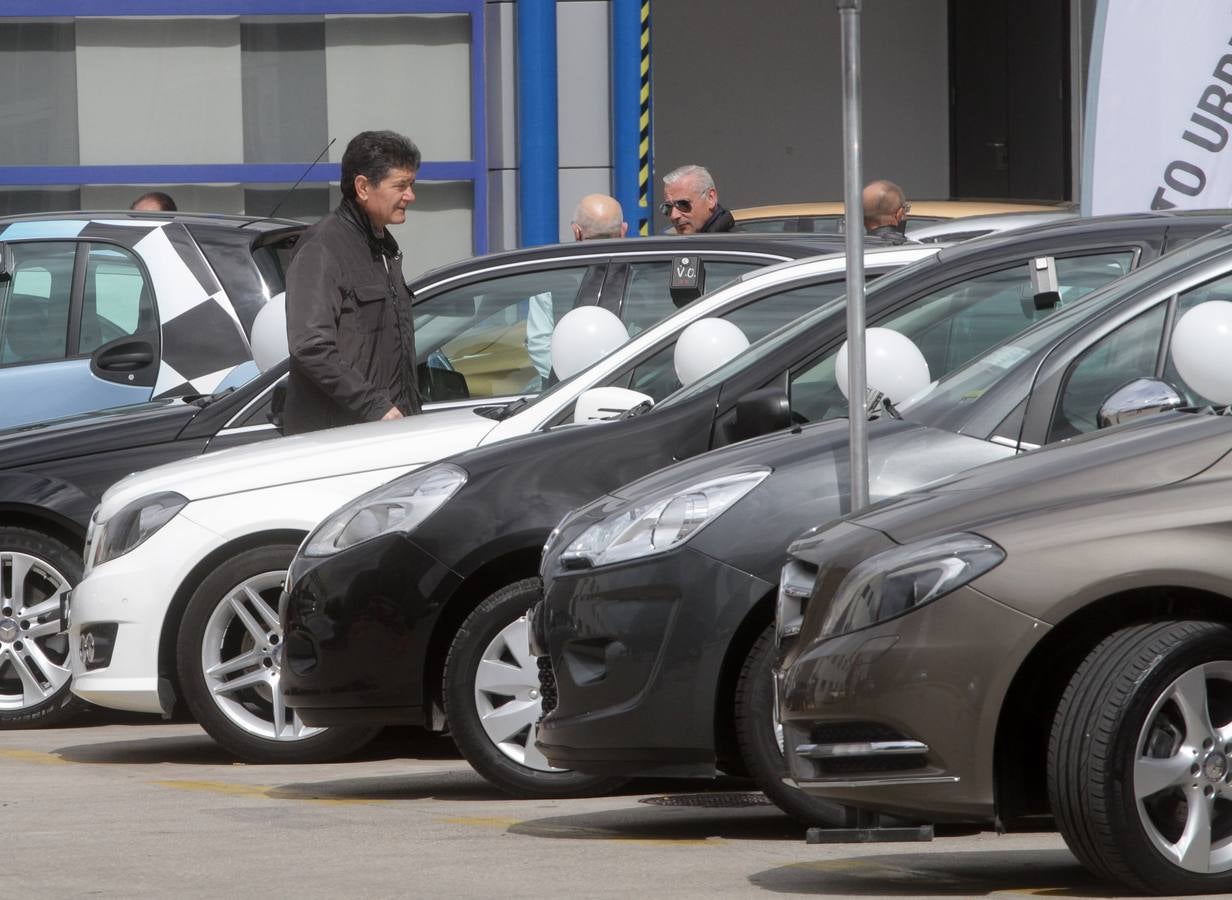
[897,228,1232,423]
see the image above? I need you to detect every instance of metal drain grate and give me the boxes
[640,791,774,808]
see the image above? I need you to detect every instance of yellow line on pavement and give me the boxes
[0,748,70,765]
[153,779,386,806]
[444,816,523,829]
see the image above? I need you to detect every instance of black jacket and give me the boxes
[283,199,421,435]
[699,204,736,233]
[867,223,913,244]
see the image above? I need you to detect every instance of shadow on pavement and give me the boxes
[508,793,808,842]
[747,848,1117,897]
[271,770,510,803]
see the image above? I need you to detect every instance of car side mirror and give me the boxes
[732,387,792,441]
[0,242,12,281]
[669,255,705,308]
[573,386,654,423]
[1097,377,1184,429]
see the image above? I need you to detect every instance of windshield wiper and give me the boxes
[476,396,531,421]
[189,387,237,409]
[618,399,655,420]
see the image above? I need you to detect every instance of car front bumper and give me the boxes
[69,513,221,715]
[536,545,774,778]
[778,584,1047,823]
[281,532,462,727]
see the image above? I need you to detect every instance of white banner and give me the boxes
[1084,0,1232,214]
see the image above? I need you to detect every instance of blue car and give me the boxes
[0,211,305,429]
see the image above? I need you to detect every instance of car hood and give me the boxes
[611,415,1012,507]
[97,406,499,516]
[835,410,1232,547]
[0,398,197,469]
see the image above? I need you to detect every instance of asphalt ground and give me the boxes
[4,713,1219,899]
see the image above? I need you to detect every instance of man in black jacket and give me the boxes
[660,164,735,234]
[283,130,423,435]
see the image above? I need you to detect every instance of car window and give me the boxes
[1049,304,1168,440]
[789,251,1136,423]
[1051,269,1232,439]
[412,266,592,400]
[0,241,76,365]
[625,278,849,403]
[619,260,766,335]
[79,244,157,355]
[1160,275,1232,406]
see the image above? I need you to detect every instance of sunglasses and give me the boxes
[659,198,694,215]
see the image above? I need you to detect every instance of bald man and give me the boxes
[571,193,628,240]
[862,179,912,243]
[527,194,628,387]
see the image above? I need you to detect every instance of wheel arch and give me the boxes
[0,505,87,554]
[993,584,1232,829]
[420,544,543,731]
[156,528,308,711]
[711,588,778,777]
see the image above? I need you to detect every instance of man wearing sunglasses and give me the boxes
[862,178,913,243]
[660,164,735,234]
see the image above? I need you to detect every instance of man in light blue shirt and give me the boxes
[527,194,627,387]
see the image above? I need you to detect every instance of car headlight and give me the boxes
[301,464,467,557]
[819,532,1004,639]
[90,492,188,569]
[559,469,769,570]
[775,558,818,646]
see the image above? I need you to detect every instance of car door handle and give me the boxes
[95,342,154,372]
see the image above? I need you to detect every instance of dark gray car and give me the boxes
[777,407,1232,896]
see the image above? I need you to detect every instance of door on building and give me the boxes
[949,0,1071,201]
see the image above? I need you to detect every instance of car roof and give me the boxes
[733,199,1073,221]
[930,210,1232,266]
[407,233,871,290]
[0,210,304,235]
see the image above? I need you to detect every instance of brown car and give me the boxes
[777,402,1232,896]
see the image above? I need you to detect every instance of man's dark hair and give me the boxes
[130,191,177,211]
[340,131,422,201]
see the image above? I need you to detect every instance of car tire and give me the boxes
[735,625,848,827]
[444,578,628,798]
[0,526,87,729]
[1049,620,1232,896]
[176,543,380,763]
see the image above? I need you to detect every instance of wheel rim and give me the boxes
[1134,659,1232,874]
[472,614,564,773]
[199,569,324,743]
[0,550,72,713]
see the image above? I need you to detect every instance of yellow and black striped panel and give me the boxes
[639,0,651,235]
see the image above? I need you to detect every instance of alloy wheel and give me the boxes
[0,550,72,713]
[198,569,323,742]
[1135,660,1232,874]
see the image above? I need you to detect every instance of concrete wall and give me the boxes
[650,0,950,212]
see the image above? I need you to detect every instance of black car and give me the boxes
[2,233,830,729]
[534,219,1232,825]
[280,212,1230,797]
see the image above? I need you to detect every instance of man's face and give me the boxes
[356,166,417,231]
[662,177,716,234]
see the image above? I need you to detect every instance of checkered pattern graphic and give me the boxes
[128,225,252,398]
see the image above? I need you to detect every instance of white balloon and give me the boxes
[250,292,288,373]
[550,306,629,379]
[835,327,931,403]
[673,318,750,386]
[1171,300,1232,404]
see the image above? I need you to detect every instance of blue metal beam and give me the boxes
[516,0,559,247]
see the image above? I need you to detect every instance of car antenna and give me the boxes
[240,137,336,228]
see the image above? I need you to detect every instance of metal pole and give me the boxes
[837,0,869,511]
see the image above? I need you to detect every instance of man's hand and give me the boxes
[381,406,404,421]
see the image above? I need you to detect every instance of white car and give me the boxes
[65,245,937,762]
